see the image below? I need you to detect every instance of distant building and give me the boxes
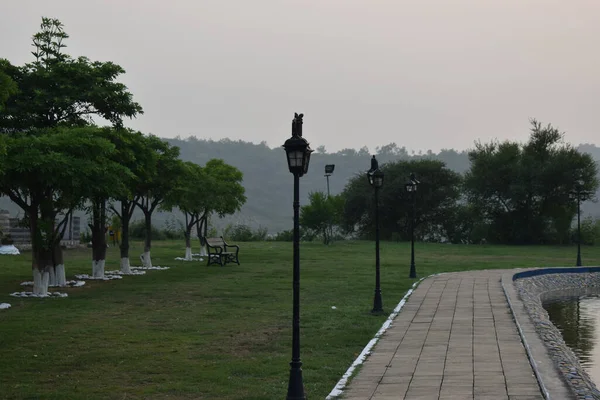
[0,210,80,248]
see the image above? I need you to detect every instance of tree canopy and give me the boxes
[300,191,344,244]
[0,17,142,133]
[342,159,462,241]
[464,120,599,244]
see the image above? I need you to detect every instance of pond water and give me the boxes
[544,295,600,385]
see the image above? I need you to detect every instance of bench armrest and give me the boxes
[221,237,240,252]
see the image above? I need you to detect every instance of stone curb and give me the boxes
[502,268,587,400]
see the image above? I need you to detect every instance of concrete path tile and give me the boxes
[340,270,545,400]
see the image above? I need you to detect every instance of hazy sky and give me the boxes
[2,0,599,153]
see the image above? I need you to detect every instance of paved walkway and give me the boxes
[343,270,544,400]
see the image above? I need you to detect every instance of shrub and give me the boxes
[224,224,269,242]
[1,234,14,245]
[129,220,166,241]
[272,230,293,242]
[575,217,600,246]
[163,216,185,240]
[80,230,92,243]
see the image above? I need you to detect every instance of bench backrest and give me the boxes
[206,237,226,247]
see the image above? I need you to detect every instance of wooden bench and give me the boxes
[205,237,240,266]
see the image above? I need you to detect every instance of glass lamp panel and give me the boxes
[294,150,305,167]
[303,148,312,174]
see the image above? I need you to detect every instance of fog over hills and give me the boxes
[1,139,599,235]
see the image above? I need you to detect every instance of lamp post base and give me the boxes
[409,263,417,279]
[577,253,582,267]
[372,290,383,314]
[286,362,306,400]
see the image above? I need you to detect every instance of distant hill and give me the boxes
[1,139,599,234]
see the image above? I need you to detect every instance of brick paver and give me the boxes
[343,270,543,400]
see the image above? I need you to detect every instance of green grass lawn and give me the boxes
[1,240,599,399]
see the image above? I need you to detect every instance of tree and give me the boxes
[194,159,246,254]
[163,162,208,260]
[108,130,154,273]
[134,136,183,268]
[0,17,143,292]
[0,18,142,134]
[300,192,344,244]
[464,120,599,244]
[0,61,17,111]
[341,159,462,241]
[85,128,134,278]
[0,127,124,294]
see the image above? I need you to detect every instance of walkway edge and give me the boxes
[501,270,573,400]
[325,275,437,399]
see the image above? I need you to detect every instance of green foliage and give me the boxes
[203,159,247,217]
[129,219,166,241]
[577,217,600,246]
[0,127,133,262]
[223,224,267,242]
[146,135,600,234]
[300,191,344,244]
[0,61,17,112]
[80,229,92,244]
[0,18,142,133]
[464,120,599,244]
[133,135,184,253]
[1,127,125,210]
[436,203,489,244]
[271,229,294,241]
[135,135,184,211]
[162,215,185,240]
[0,234,14,245]
[110,214,122,231]
[341,159,462,241]
[128,218,185,241]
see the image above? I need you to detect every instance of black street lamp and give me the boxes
[367,161,384,314]
[576,186,583,267]
[405,173,419,279]
[324,164,335,198]
[571,180,591,267]
[283,112,312,400]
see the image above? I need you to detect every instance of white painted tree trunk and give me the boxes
[48,266,57,287]
[120,257,131,274]
[33,268,50,296]
[200,246,208,257]
[92,259,105,278]
[142,251,153,268]
[54,264,67,287]
[184,247,192,261]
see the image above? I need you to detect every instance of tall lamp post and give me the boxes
[405,173,419,279]
[368,161,384,314]
[572,180,590,267]
[324,164,335,198]
[576,185,582,267]
[283,112,312,400]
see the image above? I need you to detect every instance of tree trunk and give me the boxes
[91,199,108,278]
[142,211,153,268]
[196,218,208,257]
[119,201,132,273]
[184,229,192,261]
[52,242,66,287]
[30,212,52,295]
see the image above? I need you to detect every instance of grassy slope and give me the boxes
[1,241,599,399]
